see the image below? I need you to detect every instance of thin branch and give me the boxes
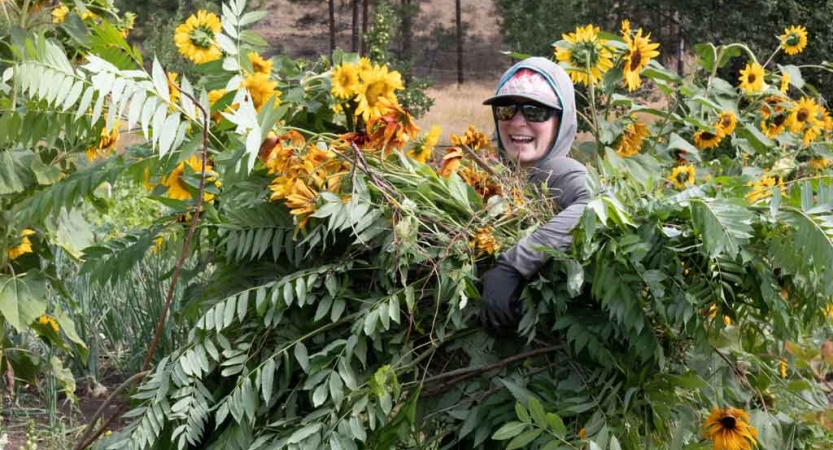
[422,345,562,396]
[712,346,768,414]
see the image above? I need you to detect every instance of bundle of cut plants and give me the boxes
[7,2,833,449]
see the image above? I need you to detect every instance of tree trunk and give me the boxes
[676,10,685,77]
[401,0,413,63]
[351,0,360,53]
[361,0,370,55]
[455,0,463,85]
[329,0,336,59]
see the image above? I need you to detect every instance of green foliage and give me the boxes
[7,1,833,450]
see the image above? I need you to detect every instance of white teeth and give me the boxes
[510,135,533,143]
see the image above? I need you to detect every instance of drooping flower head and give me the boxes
[174,10,223,64]
[621,27,660,92]
[86,121,120,161]
[7,229,36,260]
[780,25,808,56]
[469,226,499,255]
[738,63,765,94]
[160,155,216,202]
[615,119,649,157]
[554,24,614,86]
[702,407,758,450]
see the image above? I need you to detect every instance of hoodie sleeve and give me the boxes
[499,157,589,279]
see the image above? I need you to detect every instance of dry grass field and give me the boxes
[416,82,497,144]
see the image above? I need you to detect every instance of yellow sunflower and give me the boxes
[160,155,216,202]
[780,25,808,56]
[37,314,60,333]
[407,125,441,164]
[714,111,737,138]
[622,28,660,92]
[86,121,120,162]
[620,19,631,36]
[668,164,695,189]
[167,72,181,109]
[242,72,281,111]
[208,88,228,122]
[355,64,404,121]
[738,63,765,94]
[809,158,831,170]
[780,72,790,93]
[702,407,758,450]
[786,97,819,134]
[247,52,273,75]
[747,176,782,203]
[469,226,499,255]
[554,24,614,86]
[174,10,222,64]
[761,115,787,139]
[615,120,649,157]
[331,62,360,100]
[7,229,36,260]
[693,130,722,150]
[358,57,373,75]
[52,4,69,23]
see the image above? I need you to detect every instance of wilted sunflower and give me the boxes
[469,226,499,255]
[160,155,216,201]
[702,407,758,450]
[780,25,808,56]
[7,229,36,260]
[247,52,273,75]
[554,24,614,86]
[86,121,120,161]
[668,164,695,189]
[738,63,765,94]
[615,120,649,157]
[355,64,404,121]
[451,125,492,153]
[174,10,222,64]
[714,111,737,138]
[693,130,722,150]
[621,27,660,92]
[331,63,360,100]
[52,4,69,23]
[439,148,463,178]
[407,125,441,164]
[242,72,281,111]
[284,180,318,229]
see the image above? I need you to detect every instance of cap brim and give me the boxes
[483,94,562,111]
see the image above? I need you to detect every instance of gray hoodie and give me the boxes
[489,57,589,278]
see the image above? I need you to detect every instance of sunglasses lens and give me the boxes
[494,105,517,121]
[521,104,553,122]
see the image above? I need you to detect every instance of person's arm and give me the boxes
[480,157,589,334]
[500,157,590,277]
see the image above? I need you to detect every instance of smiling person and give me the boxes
[480,57,589,335]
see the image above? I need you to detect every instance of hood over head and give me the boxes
[484,57,577,165]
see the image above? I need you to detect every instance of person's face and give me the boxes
[495,100,560,166]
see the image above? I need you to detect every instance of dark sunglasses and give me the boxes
[493,103,558,123]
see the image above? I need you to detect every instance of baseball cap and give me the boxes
[483,68,562,110]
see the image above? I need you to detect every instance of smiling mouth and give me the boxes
[509,135,534,144]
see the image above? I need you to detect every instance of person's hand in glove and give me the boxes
[480,261,525,336]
